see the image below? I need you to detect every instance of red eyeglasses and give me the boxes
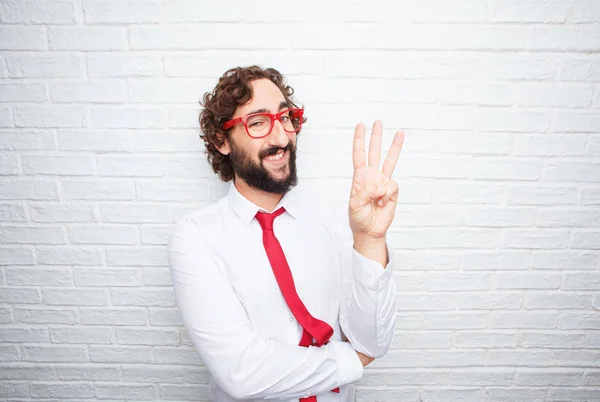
[222,108,304,139]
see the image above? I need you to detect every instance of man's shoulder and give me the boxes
[171,198,228,236]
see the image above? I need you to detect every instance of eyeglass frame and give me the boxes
[221,108,304,139]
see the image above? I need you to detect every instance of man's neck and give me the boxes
[233,177,285,213]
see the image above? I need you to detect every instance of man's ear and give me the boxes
[216,133,230,155]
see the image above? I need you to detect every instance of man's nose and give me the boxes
[267,119,289,147]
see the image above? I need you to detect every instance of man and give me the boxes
[168,66,405,402]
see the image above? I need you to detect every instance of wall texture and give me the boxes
[1,0,600,401]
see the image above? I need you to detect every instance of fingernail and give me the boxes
[378,199,384,206]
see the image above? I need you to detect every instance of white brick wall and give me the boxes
[0,0,599,400]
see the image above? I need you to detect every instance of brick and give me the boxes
[395,252,461,271]
[134,131,203,153]
[85,0,160,23]
[0,153,19,174]
[30,202,95,223]
[564,273,600,290]
[135,181,210,202]
[0,247,35,265]
[128,78,214,103]
[168,106,200,129]
[62,179,134,200]
[508,186,578,205]
[466,208,536,227]
[428,272,494,291]
[116,328,180,346]
[0,83,46,102]
[149,308,182,326]
[185,367,211,383]
[31,383,93,398]
[106,247,167,267]
[22,345,88,362]
[0,364,56,380]
[520,332,586,349]
[97,155,167,177]
[0,287,40,303]
[6,267,71,285]
[515,134,587,157]
[584,371,600,386]
[58,129,132,152]
[0,307,11,323]
[458,294,523,310]
[91,107,166,129]
[555,349,600,366]
[481,56,556,81]
[87,52,164,77]
[96,383,157,399]
[486,387,549,401]
[79,307,147,325]
[356,388,419,402]
[492,312,558,329]
[538,210,600,227]
[0,130,54,150]
[74,267,143,287]
[0,106,12,127]
[50,80,126,103]
[454,332,518,348]
[562,59,600,81]
[434,182,504,204]
[37,246,103,265]
[49,26,127,51]
[392,332,452,349]
[43,288,108,305]
[7,53,82,78]
[0,346,18,362]
[0,0,77,24]
[504,230,570,249]
[0,382,29,398]
[0,179,58,200]
[153,347,203,365]
[50,327,111,343]
[571,0,600,22]
[14,307,77,324]
[547,389,600,400]
[525,294,592,310]
[421,388,483,401]
[141,225,171,245]
[487,349,554,366]
[497,273,562,290]
[57,364,120,380]
[528,25,600,51]
[90,346,152,363]
[122,365,186,383]
[100,204,169,224]
[396,294,458,311]
[560,314,600,330]
[572,231,600,249]
[472,159,542,180]
[362,369,447,386]
[0,328,48,342]
[544,162,600,182]
[428,229,500,249]
[14,106,86,128]
[492,0,569,22]
[22,155,93,176]
[387,230,428,250]
[143,267,172,286]
[588,136,600,156]
[532,251,600,270]
[554,111,600,132]
[130,25,288,50]
[168,156,214,179]
[581,187,600,205]
[422,313,489,329]
[111,288,174,307]
[449,368,514,386]
[68,225,137,245]
[462,251,530,270]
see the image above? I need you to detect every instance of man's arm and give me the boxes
[168,216,364,400]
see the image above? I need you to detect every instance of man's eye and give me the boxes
[249,121,264,127]
[280,115,290,122]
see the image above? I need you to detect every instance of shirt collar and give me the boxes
[227,181,300,226]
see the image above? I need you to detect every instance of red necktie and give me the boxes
[256,207,339,401]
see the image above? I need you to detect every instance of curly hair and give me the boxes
[198,66,306,182]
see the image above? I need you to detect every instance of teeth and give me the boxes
[265,151,285,161]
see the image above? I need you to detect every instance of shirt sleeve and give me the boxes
[168,215,364,400]
[334,206,397,358]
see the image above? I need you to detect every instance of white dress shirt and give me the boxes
[168,182,397,402]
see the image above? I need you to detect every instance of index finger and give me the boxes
[352,123,367,170]
[381,129,405,179]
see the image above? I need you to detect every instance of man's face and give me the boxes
[221,78,298,194]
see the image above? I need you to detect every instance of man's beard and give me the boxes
[229,140,298,195]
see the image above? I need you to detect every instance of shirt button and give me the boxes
[288,316,294,322]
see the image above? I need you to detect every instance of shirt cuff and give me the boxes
[328,340,363,387]
[352,244,395,290]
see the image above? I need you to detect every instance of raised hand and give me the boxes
[349,121,405,240]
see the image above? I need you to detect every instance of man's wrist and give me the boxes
[353,235,388,268]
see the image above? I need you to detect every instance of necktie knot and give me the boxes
[255,207,286,232]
